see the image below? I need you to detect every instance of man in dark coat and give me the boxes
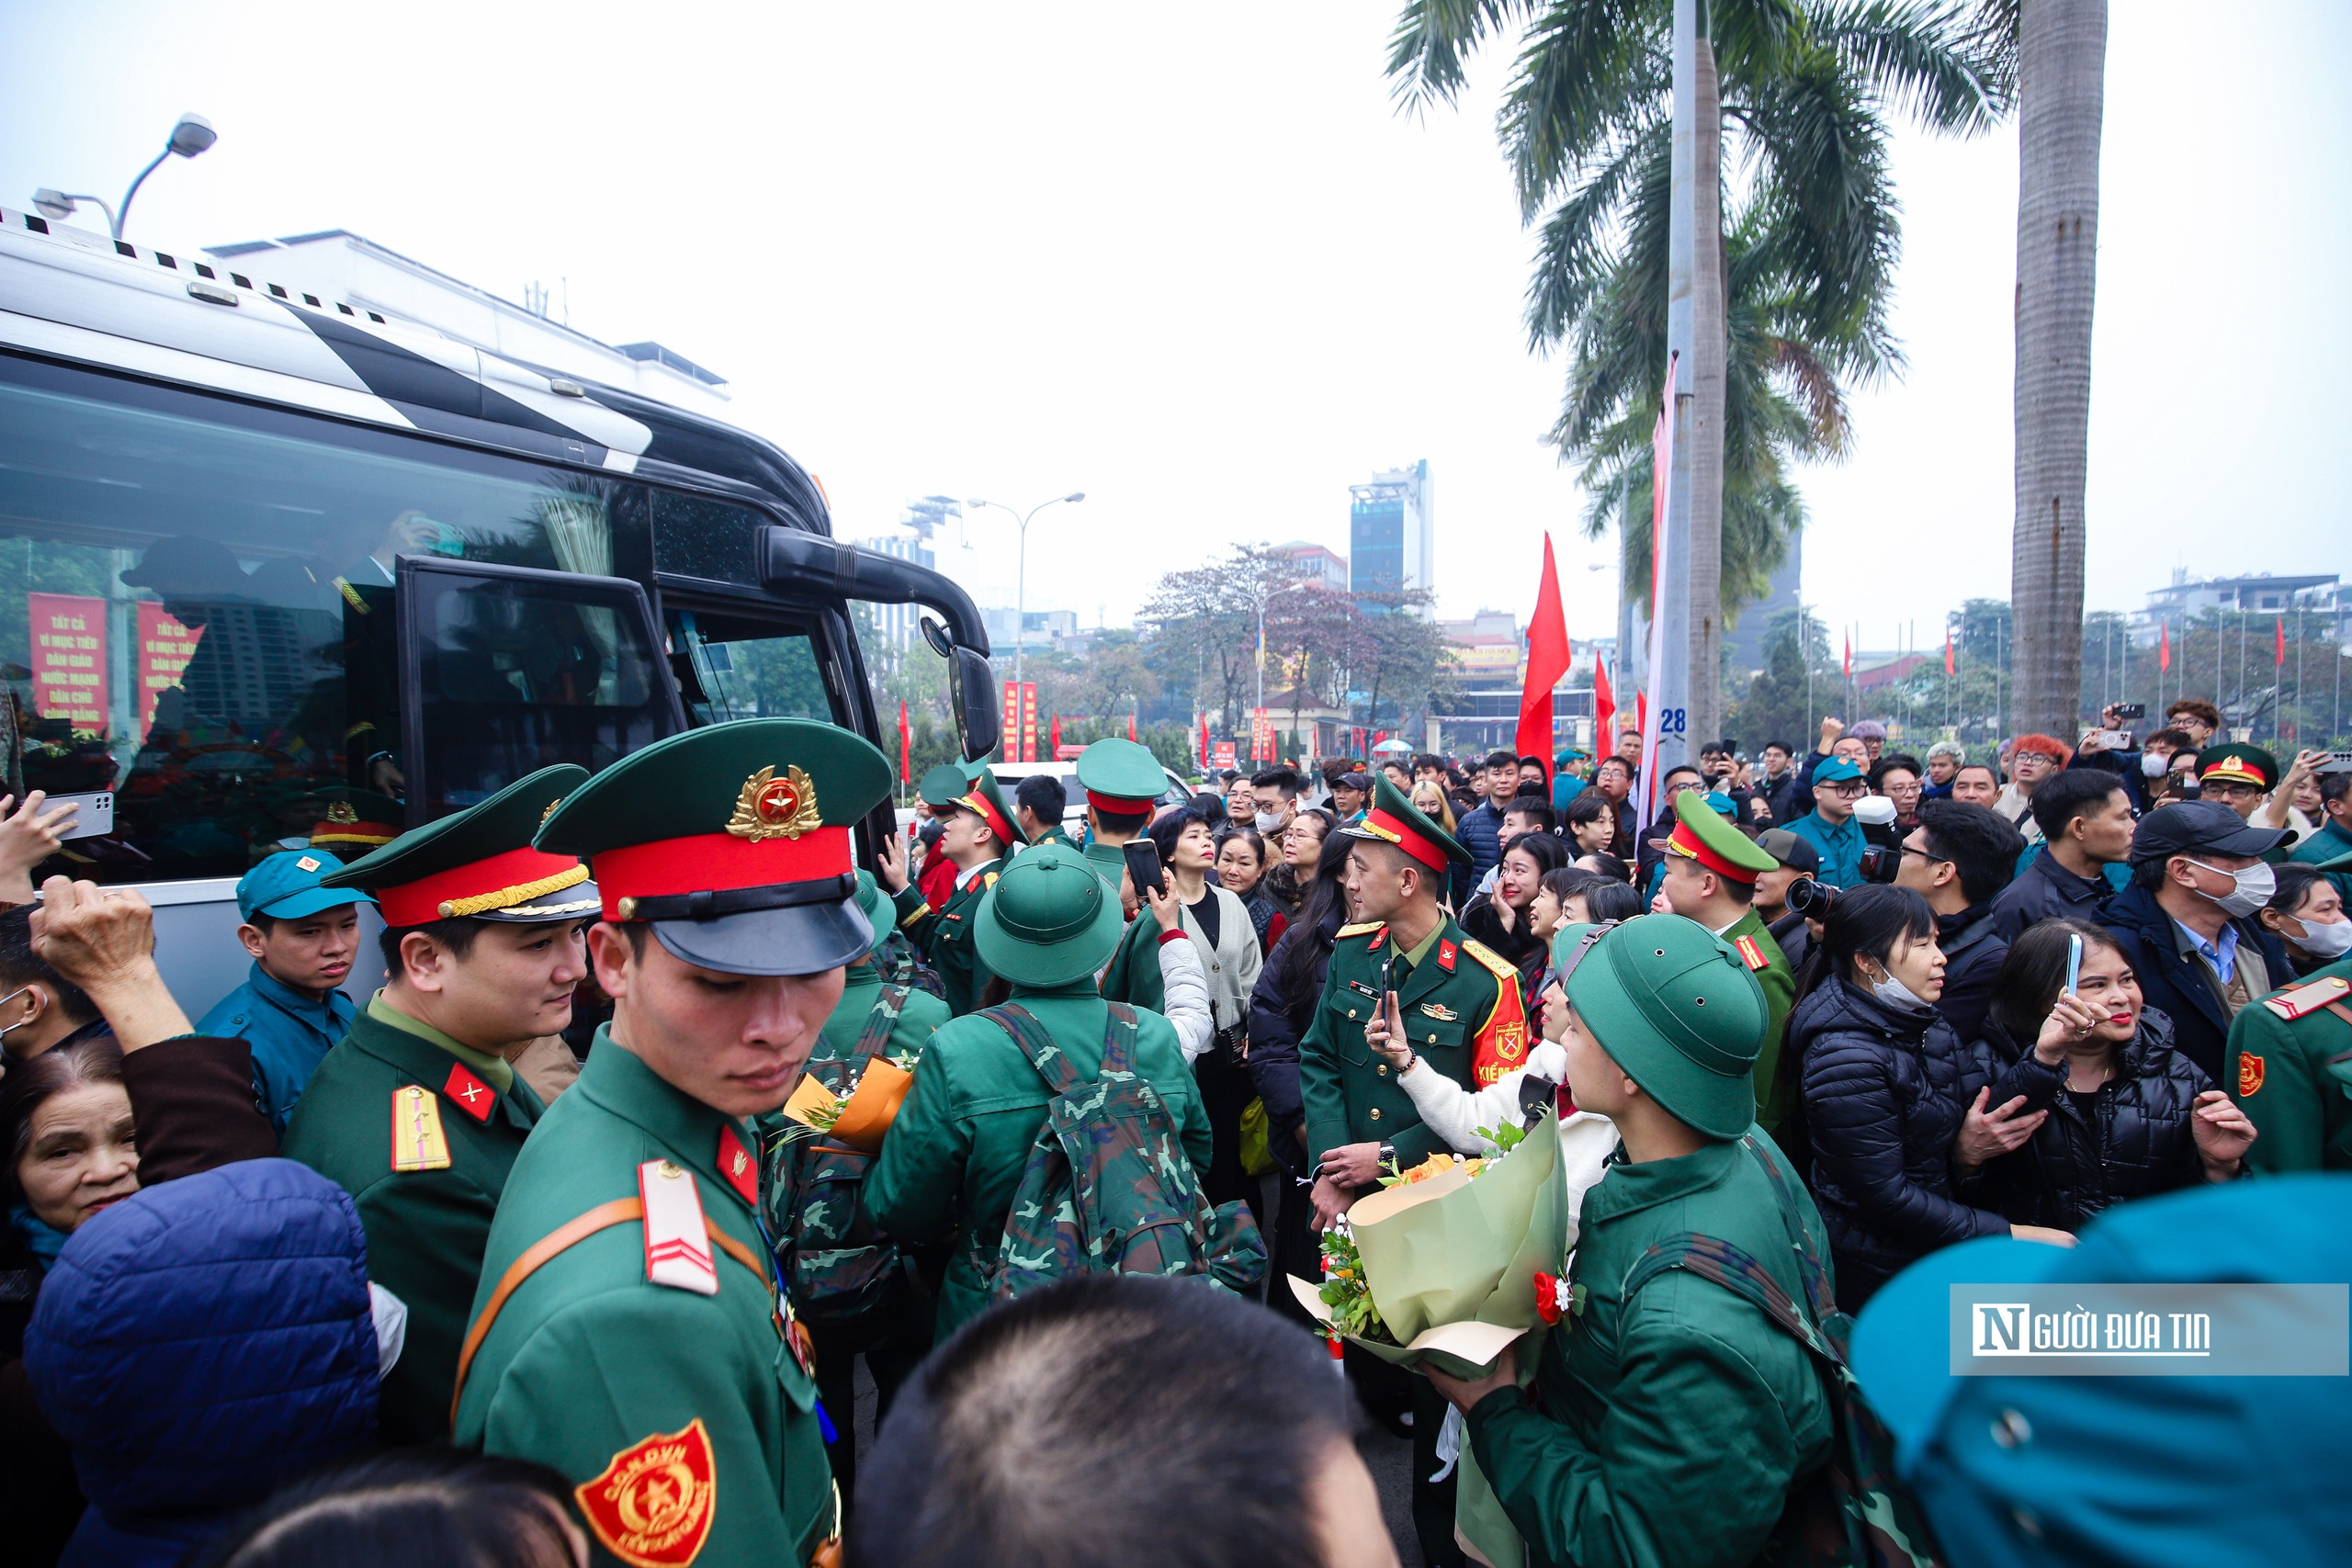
[1990,769,2134,942]
[1894,801,2023,1045]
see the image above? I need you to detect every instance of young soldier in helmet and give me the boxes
[280,765,599,1442]
[1425,918,1837,1568]
[876,765,1026,1015]
[1297,766,1532,1567]
[452,720,893,1568]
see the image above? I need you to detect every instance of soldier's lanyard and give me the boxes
[748,1191,839,1446]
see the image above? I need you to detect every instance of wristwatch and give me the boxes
[1377,1142,1396,1168]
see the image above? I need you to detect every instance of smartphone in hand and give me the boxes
[1121,838,1166,901]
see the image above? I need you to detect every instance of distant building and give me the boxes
[1270,540,1349,593]
[1349,461,1434,611]
[1431,610,1601,754]
[2135,570,2347,647]
[855,498,963,665]
[1724,533,1804,675]
[982,606,1080,650]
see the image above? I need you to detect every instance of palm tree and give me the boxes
[2008,0,2104,737]
[1389,0,2012,738]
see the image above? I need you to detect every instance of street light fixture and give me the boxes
[32,112,216,241]
[965,491,1085,742]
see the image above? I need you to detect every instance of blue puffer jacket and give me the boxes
[25,1159,379,1568]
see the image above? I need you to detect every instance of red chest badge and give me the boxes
[444,1062,495,1122]
[716,1124,758,1206]
[575,1418,718,1567]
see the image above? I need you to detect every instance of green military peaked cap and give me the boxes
[941,766,1029,850]
[306,785,406,852]
[1657,785,1779,885]
[916,762,978,810]
[2199,742,2281,793]
[972,841,1125,987]
[320,764,596,928]
[1562,915,1767,1139]
[537,718,891,977]
[1343,766,1471,869]
[1074,738,1164,815]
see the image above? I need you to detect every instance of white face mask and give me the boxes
[1254,810,1283,834]
[2142,751,2170,778]
[2184,859,2276,919]
[2290,917,2352,961]
[1869,972,1932,1010]
[0,986,37,1047]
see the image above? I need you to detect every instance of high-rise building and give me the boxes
[1349,461,1434,611]
[856,496,959,665]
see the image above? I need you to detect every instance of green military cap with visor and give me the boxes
[319,764,598,928]
[2198,742,2281,793]
[1074,738,1165,816]
[1555,914,1769,1139]
[1654,784,1779,884]
[916,761,979,810]
[536,717,891,976]
[970,841,1126,987]
[1342,765,1471,869]
[932,766,1028,851]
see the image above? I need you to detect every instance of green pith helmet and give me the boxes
[1342,766,1471,869]
[971,841,1125,987]
[537,718,891,977]
[1074,738,1165,816]
[321,764,596,928]
[1561,914,1766,1140]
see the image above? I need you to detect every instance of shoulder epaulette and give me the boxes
[1734,932,1772,972]
[1459,938,1519,979]
[390,1086,451,1171]
[639,1159,718,1295]
[983,871,999,889]
[1336,920,1385,940]
[2264,974,2352,1022]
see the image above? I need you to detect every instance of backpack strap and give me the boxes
[1736,1131,1841,1329]
[850,984,911,1071]
[1621,1232,1843,1368]
[978,1003,1087,1097]
[1102,1000,1139,1076]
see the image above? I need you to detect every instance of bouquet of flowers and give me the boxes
[776,1050,919,1154]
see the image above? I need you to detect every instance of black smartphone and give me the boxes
[2113,703,2146,721]
[1121,838,1166,900]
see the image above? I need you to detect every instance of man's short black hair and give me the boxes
[1412,752,1443,774]
[1517,754,1546,772]
[1250,767,1301,800]
[1765,739,1795,756]
[1871,753,1924,786]
[1502,795,1558,835]
[1015,772,1068,824]
[1090,804,1152,836]
[850,1276,1351,1568]
[2318,771,2352,808]
[1486,749,1518,772]
[0,908,96,1024]
[2030,768,2129,842]
[379,918,485,974]
[1917,799,2025,908]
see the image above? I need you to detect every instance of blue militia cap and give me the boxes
[237,849,375,923]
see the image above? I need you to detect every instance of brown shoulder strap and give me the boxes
[447,1196,771,1427]
[2326,1000,2352,1032]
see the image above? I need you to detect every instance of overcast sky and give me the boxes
[5,2,2345,653]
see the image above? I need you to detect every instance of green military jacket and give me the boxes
[281,997,542,1443]
[2231,957,2352,1173]
[453,1034,834,1568]
[1297,915,1515,1170]
[2289,818,2352,900]
[1035,824,1080,852]
[891,857,1001,1015]
[1721,908,1797,1135]
[865,979,1211,1341]
[813,961,952,1067]
[1081,839,1128,890]
[1466,1134,1836,1568]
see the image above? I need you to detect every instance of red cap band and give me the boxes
[592,826,854,920]
[1361,807,1448,873]
[956,789,1016,847]
[1085,788,1155,815]
[376,844,593,927]
[1665,820,1758,885]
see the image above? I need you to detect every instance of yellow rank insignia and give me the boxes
[390,1085,451,1171]
[1736,934,1770,972]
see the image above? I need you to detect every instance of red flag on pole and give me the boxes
[2276,617,2287,668]
[1051,713,1062,754]
[1128,713,1137,744]
[898,700,911,784]
[1517,535,1572,778]
[2159,622,2170,671]
[1944,631,1955,677]
[1592,655,1617,753]
[1842,633,1852,679]
[1198,713,1209,769]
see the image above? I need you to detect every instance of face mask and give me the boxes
[1255,810,1283,834]
[0,986,36,1046]
[1868,972,1932,1010]
[2291,917,2352,961]
[2184,859,2276,919]
[2142,751,2169,778]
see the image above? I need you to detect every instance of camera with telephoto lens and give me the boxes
[1856,844,1902,885]
[1784,876,1839,921]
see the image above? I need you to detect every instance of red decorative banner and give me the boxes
[28,592,108,731]
[136,600,204,737]
[1001,681,1020,762]
[1020,682,1038,765]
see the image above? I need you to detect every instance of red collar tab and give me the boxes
[376,844,591,928]
[1084,787,1155,815]
[1360,807,1449,872]
[1438,939,1457,973]
[592,826,853,921]
[716,1124,758,1206]
[956,788,1017,847]
[1366,928,1388,953]
[1666,820,1758,885]
[444,1061,495,1122]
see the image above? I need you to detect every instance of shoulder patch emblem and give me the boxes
[715,1124,757,1206]
[1459,939,1518,979]
[1335,920,1385,939]
[445,1062,495,1122]
[2239,1054,2266,1098]
[575,1418,718,1568]
[639,1159,718,1295]
[390,1085,450,1171]
[1437,938,1457,973]
[1366,927,1388,953]
[1736,933,1770,972]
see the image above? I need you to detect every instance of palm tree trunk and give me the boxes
[2010,0,2107,738]
[1688,33,1726,746]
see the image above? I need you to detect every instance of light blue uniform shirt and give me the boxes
[195,962,358,1134]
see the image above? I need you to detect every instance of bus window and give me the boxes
[666,607,832,725]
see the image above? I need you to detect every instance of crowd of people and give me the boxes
[0,694,2346,1568]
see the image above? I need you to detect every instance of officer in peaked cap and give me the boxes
[1073,737,1166,890]
[1422,916,1837,1568]
[306,786,405,852]
[909,762,976,913]
[877,764,1028,1015]
[281,764,598,1443]
[452,719,895,1568]
[2197,742,2285,829]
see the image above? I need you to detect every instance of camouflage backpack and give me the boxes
[1623,1134,1945,1568]
[975,1000,1266,1303]
[763,985,916,1330]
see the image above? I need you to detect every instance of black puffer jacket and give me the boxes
[1792,978,2053,1307]
[1962,1007,2215,1233]
[1246,901,1344,1179]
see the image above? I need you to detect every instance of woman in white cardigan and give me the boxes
[1148,808,1263,1220]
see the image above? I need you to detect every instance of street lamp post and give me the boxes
[32,112,216,241]
[966,491,1084,740]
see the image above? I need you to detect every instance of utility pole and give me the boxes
[1646,0,1699,811]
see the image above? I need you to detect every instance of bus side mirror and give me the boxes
[949,644,1000,763]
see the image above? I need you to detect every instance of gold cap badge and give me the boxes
[726,764,821,842]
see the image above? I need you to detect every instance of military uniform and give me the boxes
[1073,737,1164,889]
[891,767,1025,1015]
[2230,959,2352,1173]
[1654,789,1797,1134]
[196,846,372,1134]
[452,719,895,1568]
[280,764,598,1443]
[2199,744,2295,861]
